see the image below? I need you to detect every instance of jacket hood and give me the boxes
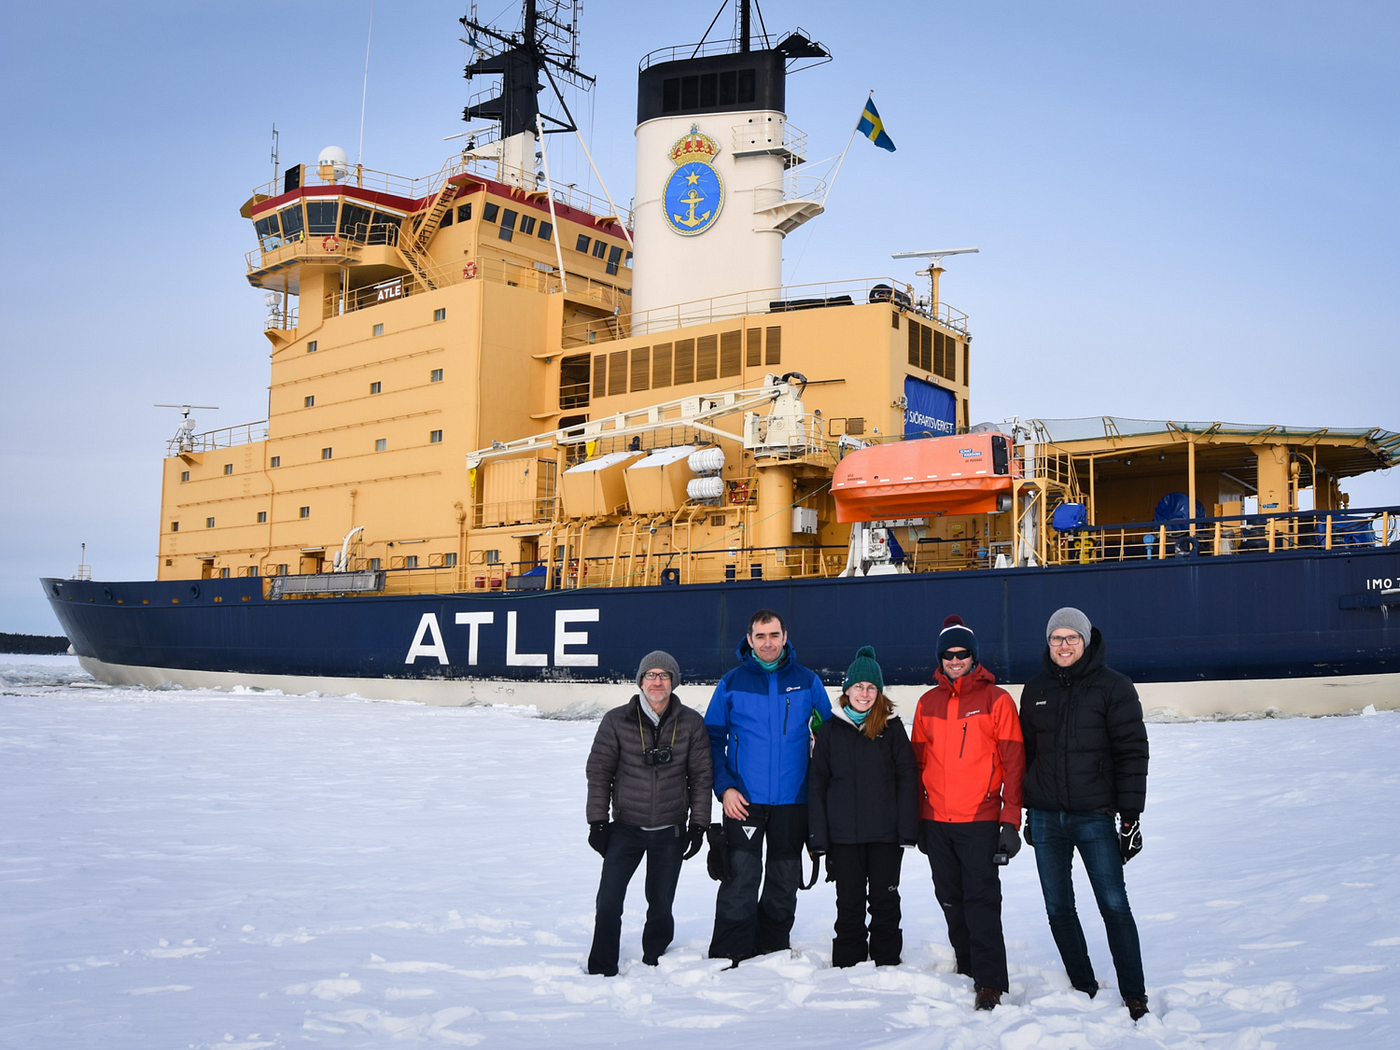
[932,661,998,692]
[735,636,797,670]
[1040,626,1107,680]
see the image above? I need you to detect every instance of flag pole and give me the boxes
[821,90,873,206]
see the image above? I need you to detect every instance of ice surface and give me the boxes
[2,655,1397,1048]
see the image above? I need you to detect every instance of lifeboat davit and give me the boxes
[831,432,1018,523]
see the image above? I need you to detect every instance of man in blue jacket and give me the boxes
[705,609,832,963]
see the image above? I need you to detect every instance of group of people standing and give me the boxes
[583,606,1151,1021]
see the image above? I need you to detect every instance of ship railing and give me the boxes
[749,413,830,459]
[1033,505,1400,567]
[560,276,966,344]
[555,543,846,590]
[264,305,299,331]
[474,497,559,531]
[167,420,269,457]
[249,154,623,236]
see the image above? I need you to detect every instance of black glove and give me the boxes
[705,823,728,882]
[1023,820,1033,847]
[588,822,610,857]
[997,823,1022,861]
[681,822,706,861]
[1118,812,1142,864]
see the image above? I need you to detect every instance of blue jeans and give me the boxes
[1028,810,1145,1002]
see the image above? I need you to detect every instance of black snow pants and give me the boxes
[919,819,1008,992]
[827,841,905,967]
[708,803,807,961]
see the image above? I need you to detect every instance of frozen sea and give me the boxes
[2,655,1397,1049]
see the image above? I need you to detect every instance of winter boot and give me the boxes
[1125,997,1149,1021]
[974,988,1001,1011]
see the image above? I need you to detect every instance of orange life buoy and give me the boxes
[463,261,478,279]
[322,235,340,252]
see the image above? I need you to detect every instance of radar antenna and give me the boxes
[891,248,980,315]
[155,404,219,453]
[460,0,594,138]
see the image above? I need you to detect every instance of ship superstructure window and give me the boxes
[576,234,591,253]
[538,220,552,241]
[254,212,280,248]
[171,521,179,532]
[181,470,190,482]
[299,506,310,518]
[370,381,382,394]
[405,555,419,569]
[443,552,458,567]
[278,563,289,575]
[440,207,452,228]
[224,463,233,475]
[340,203,371,239]
[606,245,623,275]
[499,209,517,241]
[279,204,304,242]
[519,214,536,235]
[305,395,315,407]
[662,69,755,113]
[375,438,386,451]
[485,549,501,564]
[430,430,443,443]
[368,211,401,245]
[322,447,333,459]
[434,308,446,321]
[431,368,443,382]
[257,511,267,523]
[206,517,215,528]
[369,558,381,570]
[270,456,281,467]
[306,200,338,235]
[457,203,472,223]
[483,202,499,223]
[592,240,607,259]
[220,568,230,579]
[307,340,318,352]
[373,323,384,336]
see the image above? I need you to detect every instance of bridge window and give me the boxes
[499,209,517,241]
[575,234,591,253]
[538,220,553,241]
[306,200,338,235]
[592,239,608,259]
[483,202,499,223]
[368,211,400,245]
[440,207,453,228]
[457,203,473,223]
[254,213,281,249]
[606,245,623,275]
[519,214,536,235]
[279,204,304,242]
[340,202,371,239]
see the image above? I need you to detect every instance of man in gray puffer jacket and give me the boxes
[585,650,713,975]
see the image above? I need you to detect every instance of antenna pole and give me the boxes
[357,0,376,165]
[821,90,871,206]
[537,113,570,293]
[270,124,280,183]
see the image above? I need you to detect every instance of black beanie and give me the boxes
[937,614,978,662]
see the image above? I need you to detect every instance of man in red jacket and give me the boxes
[911,615,1025,1011]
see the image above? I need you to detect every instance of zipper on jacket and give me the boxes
[959,721,968,758]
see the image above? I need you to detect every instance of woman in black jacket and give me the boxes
[808,646,920,967]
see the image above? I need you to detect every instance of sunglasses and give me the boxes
[942,649,972,660]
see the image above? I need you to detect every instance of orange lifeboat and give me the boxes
[831,433,1018,523]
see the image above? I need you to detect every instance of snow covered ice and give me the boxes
[2,655,1397,1048]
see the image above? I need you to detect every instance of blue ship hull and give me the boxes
[42,544,1400,692]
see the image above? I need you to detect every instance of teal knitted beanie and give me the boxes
[842,645,884,694]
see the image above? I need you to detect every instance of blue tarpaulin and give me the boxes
[1154,492,1206,523]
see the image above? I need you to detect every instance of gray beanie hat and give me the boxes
[637,650,681,688]
[1045,607,1092,644]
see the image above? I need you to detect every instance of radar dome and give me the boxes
[318,145,348,166]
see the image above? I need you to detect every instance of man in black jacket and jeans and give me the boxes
[1020,608,1150,1021]
[585,651,713,976]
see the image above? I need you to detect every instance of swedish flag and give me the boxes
[857,97,896,152]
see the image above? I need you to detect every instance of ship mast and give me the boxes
[460,1,594,187]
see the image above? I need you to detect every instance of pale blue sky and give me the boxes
[2,1,1396,633]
